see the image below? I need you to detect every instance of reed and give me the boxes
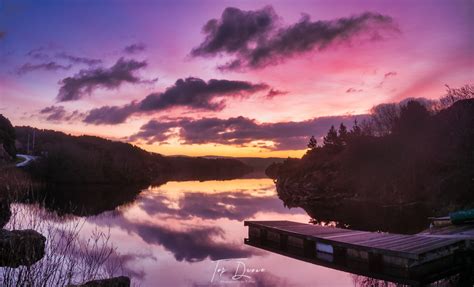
[0,201,134,286]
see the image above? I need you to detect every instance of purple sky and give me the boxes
[0,0,472,157]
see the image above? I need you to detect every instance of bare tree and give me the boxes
[439,84,474,109]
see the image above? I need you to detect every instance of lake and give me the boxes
[4,178,459,286]
[6,178,367,286]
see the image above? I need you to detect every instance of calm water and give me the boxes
[8,178,372,286]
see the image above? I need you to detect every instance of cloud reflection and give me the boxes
[138,190,302,221]
[87,179,302,263]
[133,222,258,262]
[93,215,261,263]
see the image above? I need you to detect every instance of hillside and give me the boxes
[271,99,474,215]
[15,127,168,184]
[14,127,253,184]
[166,156,253,181]
[203,156,286,177]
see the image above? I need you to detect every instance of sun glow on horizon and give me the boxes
[137,142,306,158]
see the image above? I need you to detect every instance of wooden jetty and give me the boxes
[244,220,474,285]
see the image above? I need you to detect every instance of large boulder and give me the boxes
[0,229,46,267]
[68,276,131,287]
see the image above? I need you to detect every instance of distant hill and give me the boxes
[203,156,286,177]
[166,156,253,181]
[14,126,253,184]
[15,126,169,184]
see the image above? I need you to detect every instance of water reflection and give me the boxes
[88,179,302,263]
[28,184,146,216]
[138,185,302,222]
[305,201,432,234]
[12,178,456,286]
[96,215,260,262]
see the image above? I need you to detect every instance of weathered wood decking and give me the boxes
[244,220,474,285]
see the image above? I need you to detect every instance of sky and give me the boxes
[0,0,472,157]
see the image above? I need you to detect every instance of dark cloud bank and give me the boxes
[18,49,102,75]
[39,105,83,122]
[124,43,146,54]
[129,114,368,150]
[56,52,102,66]
[17,62,72,75]
[191,6,399,70]
[83,77,268,124]
[25,47,102,65]
[377,70,398,87]
[346,87,363,93]
[265,88,287,98]
[57,58,148,101]
[26,47,49,60]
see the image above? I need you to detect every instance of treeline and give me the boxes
[16,127,169,184]
[166,156,253,181]
[14,127,253,185]
[270,85,474,210]
[0,114,16,163]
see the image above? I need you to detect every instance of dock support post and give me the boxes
[334,246,347,265]
[304,239,315,258]
[260,229,267,246]
[369,252,383,273]
[280,234,288,251]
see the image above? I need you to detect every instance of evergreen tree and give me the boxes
[350,119,362,137]
[323,125,340,148]
[307,136,318,150]
[395,101,430,135]
[338,123,348,145]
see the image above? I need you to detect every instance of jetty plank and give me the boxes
[245,220,473,285]
[245,220,472,256]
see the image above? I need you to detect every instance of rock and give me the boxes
[0,229,46,267]
[68,276,131,287]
